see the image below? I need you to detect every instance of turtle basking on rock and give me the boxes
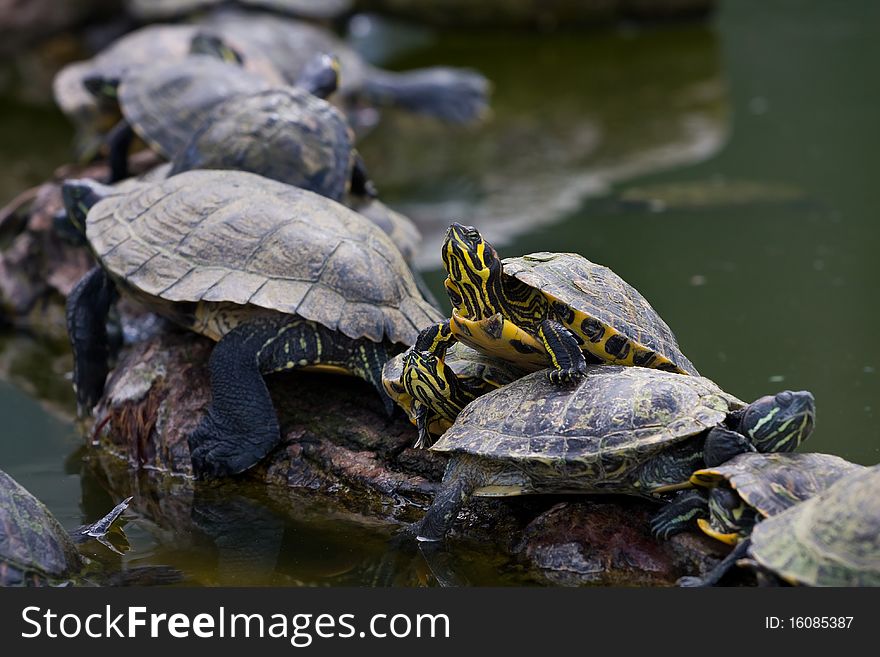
[680,463,880,587]
[407,222,697,446]
[652,451,864,542]
[63,170,442,478]
[409,365,815,542]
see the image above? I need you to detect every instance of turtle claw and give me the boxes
[677,575,708,587]
[547,365,585,386]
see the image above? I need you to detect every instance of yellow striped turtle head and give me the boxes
[698,487,757,545]
[401,348,476,425]
[739,390,815,453]
[442,223,504,320]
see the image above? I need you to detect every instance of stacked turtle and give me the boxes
[42,2,876,588]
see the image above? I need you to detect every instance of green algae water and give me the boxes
[0,0,877,585]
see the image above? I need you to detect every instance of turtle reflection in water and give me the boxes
[0,469,176,586]
[406,364,814,542]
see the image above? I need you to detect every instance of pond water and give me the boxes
[0,0,877,585]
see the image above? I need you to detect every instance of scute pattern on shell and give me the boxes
[170,88,354,201]
[695,452,866,519]
[0,470,80,583]
[120,57,270,158]
[749,464,880,586]
[503,253,698,375]
[432,366,742,471]
[86,170,441,345]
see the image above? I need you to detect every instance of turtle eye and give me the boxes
[775,391,794,406]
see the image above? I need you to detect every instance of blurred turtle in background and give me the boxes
[125,0,352,22]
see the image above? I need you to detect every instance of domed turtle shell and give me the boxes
[501,252,698,375]
[85,169,440,345]
[431,365,742,489]
[169,87,355,202]
[747,464,880,586]
[0,469,81,586]
[118,56,271,160]
[690,451,866,520]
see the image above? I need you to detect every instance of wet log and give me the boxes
[86,327,729,586]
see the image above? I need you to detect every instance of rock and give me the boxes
[84,327,732,585]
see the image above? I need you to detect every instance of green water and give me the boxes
[0,1,877,585]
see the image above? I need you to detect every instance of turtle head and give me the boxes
[402,348,474,425]
[60,178,115,236]
[82,73,121,107]
[295,52,340,100]
[442,223,504,319]
[738,390,816,453]
[700,487,757,545]
[189,32,244,65]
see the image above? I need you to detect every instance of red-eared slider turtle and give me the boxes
[63,170,442,478]
[169,54,374,203]
[681,464,880,587]
[382,342,528,445]
[203,10,490,124]
[652,451,862,541]
[0,468,131,586]
[414,366,815,541]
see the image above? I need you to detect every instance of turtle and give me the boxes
[413,365,816,542]
[680,464,880,587]
[168,54,374,204]
[202,10,491,124]
[125,0,352,21]
[63,169,442,478]
[0,468,131,586]
[651,451,864,541]
[382,342,528,445]
[410,223,697,441]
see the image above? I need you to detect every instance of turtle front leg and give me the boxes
[106,120,135,183]
[413,402,435,449]
[538,319,587,384]
[417,456,484,542]
[703,427,755,467]
[189,318,397,478]
[651,490,708,539]
[66,266,119,416]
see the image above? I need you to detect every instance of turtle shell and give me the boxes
[748,464,880,586]
[119,56,271,159]
[170,87,355,202]
[691,452,866,519]
[85,170,441,345]
[502,252,698,375]
[431,365,742,489]
[0,469,81,586]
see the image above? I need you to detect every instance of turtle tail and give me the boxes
[360,67,491,124]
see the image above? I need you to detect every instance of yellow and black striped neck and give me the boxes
[402,349,476,423]
[442,223,506,320]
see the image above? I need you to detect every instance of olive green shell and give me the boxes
[749,464,880,586]
[119,56,270,159]
[85,170,441,345]
[431,365,743,487]
[169,88,355,202]
[692,452,866,519]
[0,469,81,586]
[503,253,698,375]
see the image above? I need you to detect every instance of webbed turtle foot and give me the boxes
[677,575,709,587]
[547,363,587,385]
[188,413,279,479]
